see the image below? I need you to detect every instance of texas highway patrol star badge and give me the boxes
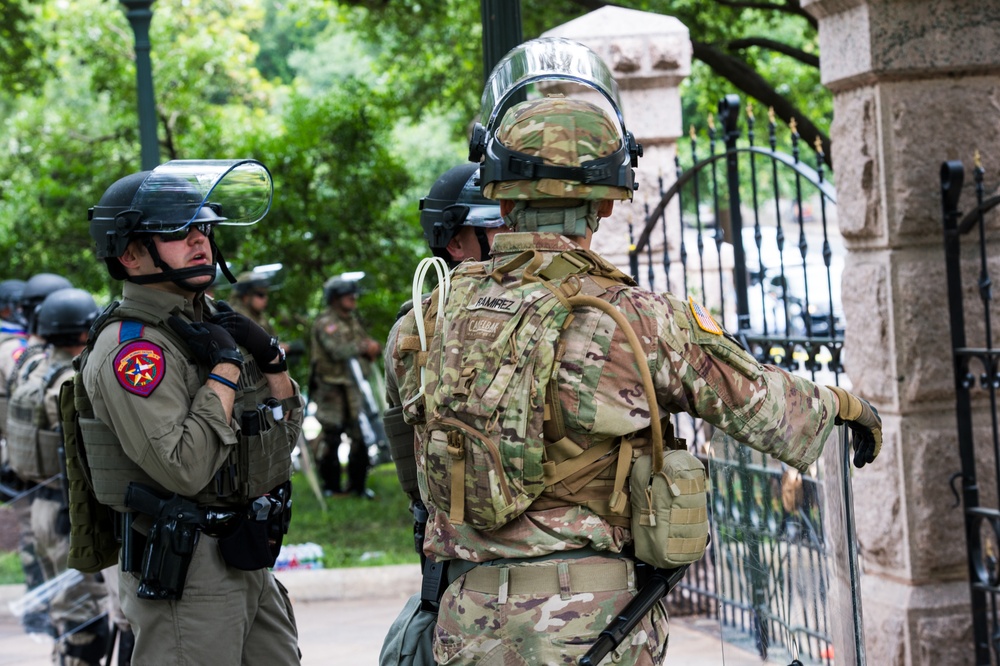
[114,341,166,397]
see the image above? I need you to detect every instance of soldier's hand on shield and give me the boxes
[211,303,287,373]
[167,316,244,369]
[827,386,882,468]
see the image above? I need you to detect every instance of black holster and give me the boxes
[124,483,203,601]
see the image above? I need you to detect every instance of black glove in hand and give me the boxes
[167,316,243,369]
[827,385,882,468]
[211,308,287,374]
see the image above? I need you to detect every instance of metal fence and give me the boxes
[633,95,845,663]
[941,157,1000,665]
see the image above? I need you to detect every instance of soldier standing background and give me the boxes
[310,273,381,499]
[384,38,882,665]
[229,269,277,336]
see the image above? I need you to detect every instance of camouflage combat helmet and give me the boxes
[483,96,635,203]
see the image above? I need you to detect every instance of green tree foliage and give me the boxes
[340,0,831,162]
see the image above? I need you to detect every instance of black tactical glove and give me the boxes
[827,385,882,468]
[211,302,286,374]
[167,316,243,369]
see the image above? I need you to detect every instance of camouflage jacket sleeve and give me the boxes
[85,323,238,497]
[645,290,837,469]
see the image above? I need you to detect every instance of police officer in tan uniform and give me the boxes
[82,160,303,665]
[1,273,73,637]
[8,288,110,664]
[310,274,380,498]
[385,38,882,666]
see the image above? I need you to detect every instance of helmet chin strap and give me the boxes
[473,227,492,261]
[128,237,235,293]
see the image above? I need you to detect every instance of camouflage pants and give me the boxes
[433,556,669,665]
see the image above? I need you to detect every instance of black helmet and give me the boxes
[35,288,100,344]
[21,273,73,334]
[323,272,364,303]
[419,163,504,267]
[233,271,270,296]
[0,279,25,312]
[88,160,273,289]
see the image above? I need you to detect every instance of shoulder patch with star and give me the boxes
[114,340,165,397]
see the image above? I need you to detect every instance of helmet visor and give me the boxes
[131,159,272,234]
[480,37,626,141]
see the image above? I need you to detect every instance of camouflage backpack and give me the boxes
[415,249,665,531]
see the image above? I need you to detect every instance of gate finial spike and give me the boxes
[768,106,775,124]
[974,149,982,170]
[689,124,696,140]
[746,102,754,120]
[789,117,798,135]
[814,136,823,154]
[707,113,715,131]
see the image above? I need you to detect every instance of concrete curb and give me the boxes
[275,564,421,603]
[0,563,423,616]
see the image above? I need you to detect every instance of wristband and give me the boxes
[261,342,288,374]
[208,373,240,391]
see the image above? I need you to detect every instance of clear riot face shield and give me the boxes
[129,159,272,235]
[467,37,642,195]
[708,425,866,665]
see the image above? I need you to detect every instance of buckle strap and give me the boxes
[462,559,630,597]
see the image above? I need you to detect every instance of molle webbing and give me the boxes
[73,366,159,510]
[418,248,656,528]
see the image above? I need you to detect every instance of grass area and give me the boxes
[0,550,23,585]
[285,462,420,569]
[0,461,419,586]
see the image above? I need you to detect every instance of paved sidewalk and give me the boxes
[0,565,757,664]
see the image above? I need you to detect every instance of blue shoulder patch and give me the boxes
[118,321,145,343]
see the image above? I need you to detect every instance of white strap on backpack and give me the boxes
[411,256,451,396]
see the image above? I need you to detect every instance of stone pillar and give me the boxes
[543,7,691,288]
[801,0,1000,663]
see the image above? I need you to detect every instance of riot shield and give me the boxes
[709,426,865,665]
[348,357,391,466]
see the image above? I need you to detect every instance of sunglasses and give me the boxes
[251,290,269,298]
[152,223,215,243]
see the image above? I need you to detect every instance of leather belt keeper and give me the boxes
[462,559,629,596]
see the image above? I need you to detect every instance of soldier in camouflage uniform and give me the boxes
[310,274,381,498]
[230,270,276,336]
[385,38,881,665]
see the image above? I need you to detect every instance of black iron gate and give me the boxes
[629,95,846,662]
[941,158,1000,665]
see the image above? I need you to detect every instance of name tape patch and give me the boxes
[689,297,723,335]
[467,295,520,314]
[114,341,166,397]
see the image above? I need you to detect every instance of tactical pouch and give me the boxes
[219,483,290,571]
[629,449,709,569]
